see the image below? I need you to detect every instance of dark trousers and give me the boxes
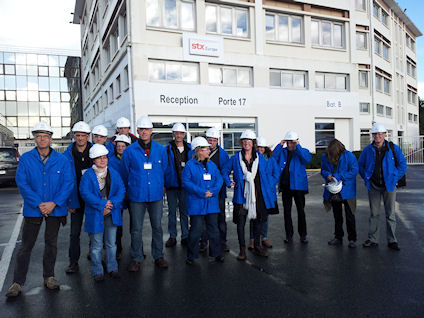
[69,207,84,265]
[332,200,357,241]
[200,198,226,245]
[282,190,307,239]
[14,216,61,285]
[237,214,262,247]
[187,214,221,260]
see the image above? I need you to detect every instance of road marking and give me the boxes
[0,240,21,247]
[396,201,424,253]
[0,208,23,292]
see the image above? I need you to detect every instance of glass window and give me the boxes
[377,104,384,115]
[27,91,38,102]
[49,67,59,77]
[386,106,392,117]
[4,53,15,64]
[266,13,303,43]
[265,14,275,40]
[6,101,17,115]
[223,68,237,85]
[48,55,59,66]
[149,60,198,83]
[27,65,37,76]
[206,4,249,38]
[17,102,28,116]
[291,16,301,43]
[316,73,348,91]
[208,67,222,84]
[270,69,306,89]
[5,75,16,90]
[50,102,61,116]
[360,102,370,113]
[383,78,390,94]
[0,75,3,90]
[205,5,217,33]
[322,22,331,46]
[269,71,281,87]
[61,92,70,102]
[0,91,4,101]
[278,15,289,42]
[17,91,28,101]
[40,102,50,116]
[356,0,366,11]
[50,92,60,102]
[51,116,61,127]
[49,78,60,91]
[149,61,165,81]
[38,55,48,66]
[29,116,40,127]
[16,65,26,76]
[208,65,252,87]
[18,116,29,127]
[26,54,38,65]
[60,78,68,91]
[39,77,49,91]
[356,32,367,50]
[359,71,368,88]
[311,20,319,44]
[181,1,195,30]
[164,0,177,28]
[315,122,335,151]
[181,64,198,82]
[312,19,344,48]
[38,66,48,76]
[221,7,232,35]
[39,91,50,102]
[5,65,15,75]
[146,0,195,31]
[236,9,248,37]
[61,103,70,116]
[315,73,324,89]
[375,74,382,91]
[27,76,38,90]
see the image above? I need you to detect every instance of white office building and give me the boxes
[73,0,421,154]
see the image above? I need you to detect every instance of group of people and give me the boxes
[6,117,407,298]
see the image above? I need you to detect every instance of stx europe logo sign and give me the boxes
[189,39,220,57]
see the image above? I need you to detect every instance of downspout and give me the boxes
[369,0,376,124]
[126,0,137,133]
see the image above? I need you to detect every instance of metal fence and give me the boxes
[18,146,68,155]
[396,136,424,165]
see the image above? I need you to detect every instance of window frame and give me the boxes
[205,3,249,38]
[208,64,253,87]
[269,69,308,90]
[146,0,196,32]
[265,12,304,44]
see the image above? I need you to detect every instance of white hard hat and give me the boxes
[92,125,108,137]
[116,117,131,128]
[206,127,220,139]
[72,121,91,134]
[172,122,186,133]
[89,144,109,159]
[136,116,153,129]
[115,134,131,144]
[257,136,267,147]
[284,130,299,141]
[191,137,211,149]
[326,178,343,194]
[371,123,386,134]
[31,122,53,135]
[240,130,256,140]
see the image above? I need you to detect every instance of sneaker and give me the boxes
[362,239,378,248]
[109,270,120,279]
[388,242,400,251]
[328,238,342,246]
[44,277,60,290]
[348,241,357,248]
[154,257,169,269]
[165,237,177,248]
[215,255,225,263]
[300,236,309,244]
[262,239,273,248]
[127,261,141,272]
[181,238,188,246]
[65,263,79,274]
[6,283,22,298]
[284,237,293,244]
[94,274,104,282]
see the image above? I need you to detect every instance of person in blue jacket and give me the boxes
[106,117,138,158]
[109,134,131,260]
[164,123,191,248]
[222,130,279,260]
[121,116,169,271]
[358,123,407,251]
[80,144,125,281]
[6,122,74,298]
[321,139,359,248]
[273,130,312,244]
[182,137,224,265]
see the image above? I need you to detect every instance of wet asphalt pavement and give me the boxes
[0,166,423,318]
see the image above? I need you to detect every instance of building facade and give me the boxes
[73,0,421,153]
[0,48,81,148]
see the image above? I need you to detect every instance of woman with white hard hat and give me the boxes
[79,144,125,281]
[106,117,138,157]
[181,137,224,265]
[321,139,359,248]
[222,130,279,260]
[92,125,108,145]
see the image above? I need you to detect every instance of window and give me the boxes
[205,3,248,38]
[374,36,390,60]
[382,42,390,60]
[146,0,195,31]
[209,65,252,87]
[116,75,121,96]
[148,60,199,83]
[356,0,366,11]
[386,106,392,118]
[374,37,381,55]
[109,83,114,103]
[406,33,416,51]
[373,2,379,18]
[383,78,390,94]
[265,13,303,44]
[376,104,384,116]
[315,122,335,151]
[414,114,418,123]
[5,65,15,75]
[270,69,307,89]
[375,74,382,91]
[311,19,344,48]
[356,31,367,50]
[408,113,413,122]
[123,66,129,90]
[407,61,416,78]
[360,102,370,114]
[381,10,389,26]
[408,90,417,105]
[360,129,371,149]
[315,72,348,91]
[359,71,368,88]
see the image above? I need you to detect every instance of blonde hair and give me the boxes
[194,147,209,161]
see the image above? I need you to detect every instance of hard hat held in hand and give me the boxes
[206,127,220,139]
[284,130,299,141]
[240,130,256,140]
[89,144,109,159]
[92,125,108,137]
[191,137,210,149]
[371,123,386,134]
[326,178,343,194]
[116,117,131,128]
[31,122,53,135]
[136,116,153,129]
[115,134,131,144]
[172,123,186,133]
[72,121,91,134]
[257,136,267,147]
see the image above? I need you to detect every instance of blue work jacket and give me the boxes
[273,144,312,191]
[321,150,358,201]
[164,141,191,189]
[121,140,168,202]
[16,148,74,217]
[221,152,279,209]
[109,154,128,209]
[182,159,223,215]
[358,141,407,192]
[80,167,125,233]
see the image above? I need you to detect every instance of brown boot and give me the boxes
[253,245,269,257]
[237,246,246,261]
[262,239,273,248]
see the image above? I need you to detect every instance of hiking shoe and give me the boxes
[348,241,357,248]
[6,283,22,298]
[388,242,400,251]
[155,257,169,269]
[165,237,177,248]
[328,238,342,246]
[127,261,141,272]
[93,274,104,282]
[44,277,60,290]
[362,240,378,248]
[65,263,79,274]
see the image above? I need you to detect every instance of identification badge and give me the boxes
[181,162,186,167]
[144,163,152,170]
[81,169,88,175]
[203,173,211,181]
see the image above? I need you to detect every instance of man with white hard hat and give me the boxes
[122,116,169,270]
[63,121,92,274]
[6,122,74,297]
[273,130,312,244]
[164,123,191,248]
[92,125,108,145]
[106,117,138,157]
[358,123,407,251]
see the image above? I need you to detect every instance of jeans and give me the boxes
[237,214,262,247]
[68,207,84,265]
[200,198,226,246]
[116,202,132,253]
[367,187,397,243]
[187,214,221,260]
[331,200,356,241]
[89,215,118,276]
[282,190,307,239]
[166,188,188,239]
[14,216,62,285]
[129,200,164,262]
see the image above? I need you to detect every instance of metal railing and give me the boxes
[396,136,424,165]
[18,146,68,155]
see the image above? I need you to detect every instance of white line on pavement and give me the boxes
[0,208,23,292]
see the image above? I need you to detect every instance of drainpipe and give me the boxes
[369,0,376,125]
[126,0,136,133]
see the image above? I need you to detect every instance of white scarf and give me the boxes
[239,152,259,220]
[92,164,108,191]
